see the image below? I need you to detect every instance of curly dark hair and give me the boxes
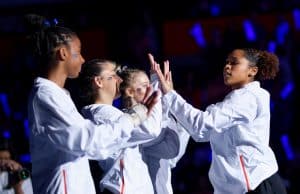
[242,48,280,80]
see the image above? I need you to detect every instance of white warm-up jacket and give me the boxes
[28,77,141,194]
[141,75,190,194]
[81,98,162,194]
[163,81,278,194]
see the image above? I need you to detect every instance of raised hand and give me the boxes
[142,85,160,115]
[148,53,173,94]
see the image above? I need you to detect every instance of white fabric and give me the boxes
[163,81,278,194]
[142,117,190,194]
[82,102,162,194]
[140,74,190,194]
[28,77,137,194]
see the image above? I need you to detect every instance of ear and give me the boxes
[248,66,258,77]
[125,87,135,97]
[93,76,103,88]
[57,47,69,61]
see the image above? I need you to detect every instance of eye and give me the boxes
[232,61,238,65]
[71,53,79,58]
[226,59,238,66]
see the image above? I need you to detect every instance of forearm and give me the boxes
[13,182,24,194]
[162,90,211,141]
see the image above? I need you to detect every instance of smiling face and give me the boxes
[223,49,258,89]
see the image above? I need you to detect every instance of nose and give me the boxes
[224,63,230,70]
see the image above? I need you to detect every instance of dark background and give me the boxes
[1,0,300,193]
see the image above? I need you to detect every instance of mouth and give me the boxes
[223,72,231,78]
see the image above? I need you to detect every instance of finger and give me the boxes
[152,61,159,71]
[166,70,172,82]
[142,85,154,104]
[168,71,174,89]
[144,91,155,107]
[148,53,154,66]
[169,71,173,84]
[153,62,171,92]
[163,60,169,78]
[144,90,160,105]
[145,91,160,115]
[154,63,170,90]
[153,63,164,80]
[166,71,170,82]
[148,53,156,73]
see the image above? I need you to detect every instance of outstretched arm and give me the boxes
[29,84,160,160]
[148,53,212,142]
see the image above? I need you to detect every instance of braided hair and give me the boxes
[24,14,77,76]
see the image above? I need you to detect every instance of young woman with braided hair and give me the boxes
[152,48,287,194]
[25,14,159,194]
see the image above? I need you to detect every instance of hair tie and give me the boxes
[43,18,59,28]
[116,65,128,76]
[43,19,51,28]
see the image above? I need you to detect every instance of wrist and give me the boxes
[124,103,148,127]
[163,87,172,94]
[13,181,24,194]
